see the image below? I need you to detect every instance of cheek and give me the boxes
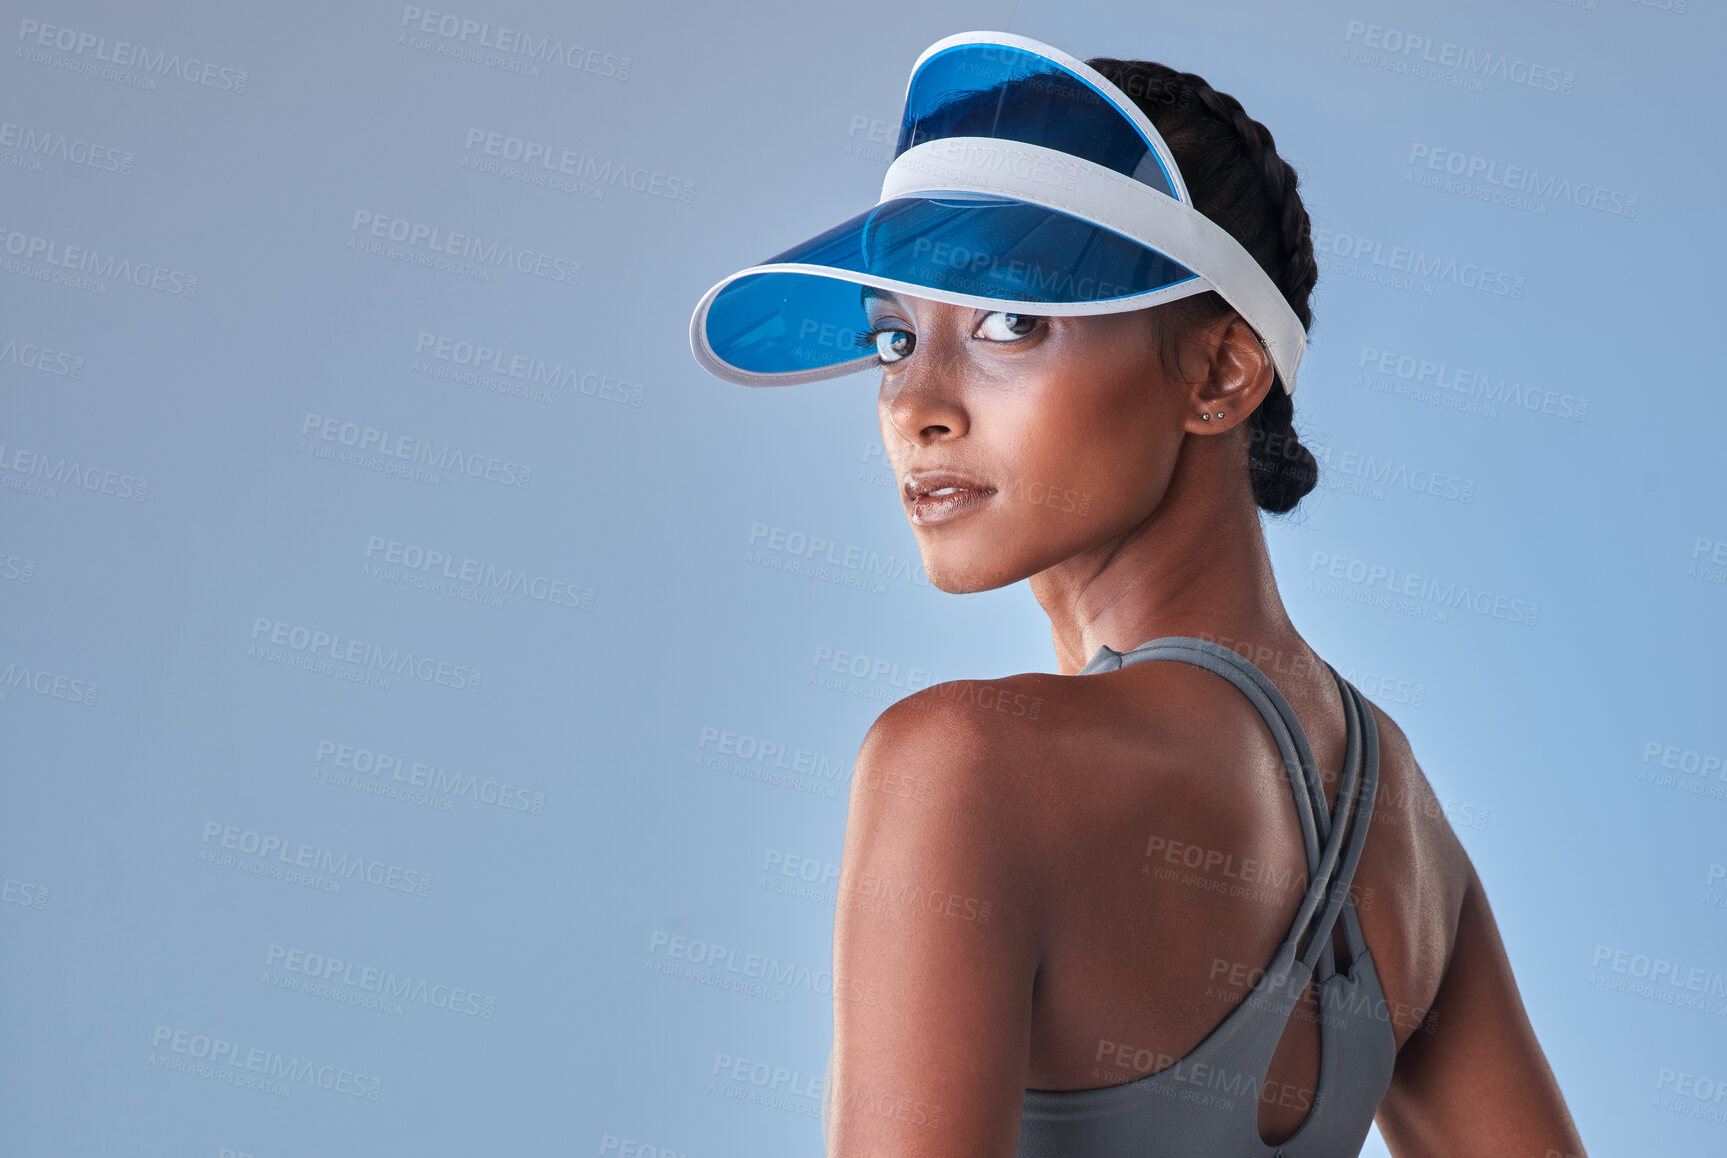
[1007,378,1173,524]
[993,399,1111,521]
[1016,473,1104,521]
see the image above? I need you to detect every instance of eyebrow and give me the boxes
[859,285,902,311]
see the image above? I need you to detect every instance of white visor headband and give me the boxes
[689,30,1306,396]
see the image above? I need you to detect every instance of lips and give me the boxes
[902,468,997,526]
[902,469,995,502]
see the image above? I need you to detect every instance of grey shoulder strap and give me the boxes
[1087,636,1379,978]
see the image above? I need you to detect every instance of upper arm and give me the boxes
[1375,862,1588,1158]
[826,688,1043,1157]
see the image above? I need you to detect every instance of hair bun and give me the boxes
[1246,386,1318,514]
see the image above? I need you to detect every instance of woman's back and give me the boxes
[1004,632,1459,1148]
[825,628,1584,1156]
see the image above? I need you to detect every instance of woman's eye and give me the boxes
[975,312,1040,342]
[861,328,916,363]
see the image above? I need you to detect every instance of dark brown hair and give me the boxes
[1087,58,1321,515]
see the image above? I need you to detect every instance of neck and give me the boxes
[1030,433,1299,677]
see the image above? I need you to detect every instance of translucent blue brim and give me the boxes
[699,193,1200,379]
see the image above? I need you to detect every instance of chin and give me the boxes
[915,547,1023,595]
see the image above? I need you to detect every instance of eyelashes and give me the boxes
[857,327,916,362]
[856,312,1045,365]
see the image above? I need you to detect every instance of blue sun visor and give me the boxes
[690,32,1306,394]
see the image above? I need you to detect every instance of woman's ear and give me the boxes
[1179,313,1276,435]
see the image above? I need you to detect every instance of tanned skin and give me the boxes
[825,295,1586,1157]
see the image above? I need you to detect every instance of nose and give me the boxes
[882,360,969,445]
[880,316,970,446]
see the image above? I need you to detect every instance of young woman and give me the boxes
[690,31,1587,1158]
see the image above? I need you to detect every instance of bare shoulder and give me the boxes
[842,671,1103,914]
[1352,704,1587,1153]
[1357,700,1473,909]
[875,671,1064,737]
[1350,700,1473,1008]
[849,673,1062,825]
[1361,700,1469,885]
[1370,749,1588,1152]
[829,677,1058,1154]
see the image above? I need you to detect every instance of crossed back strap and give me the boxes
[1095,636,1380,980]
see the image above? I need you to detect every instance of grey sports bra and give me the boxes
[822,635,1398,1156]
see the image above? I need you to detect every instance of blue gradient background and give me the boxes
[1,1,1723,1155]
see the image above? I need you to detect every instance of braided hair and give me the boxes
[1086,59,1321,515]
